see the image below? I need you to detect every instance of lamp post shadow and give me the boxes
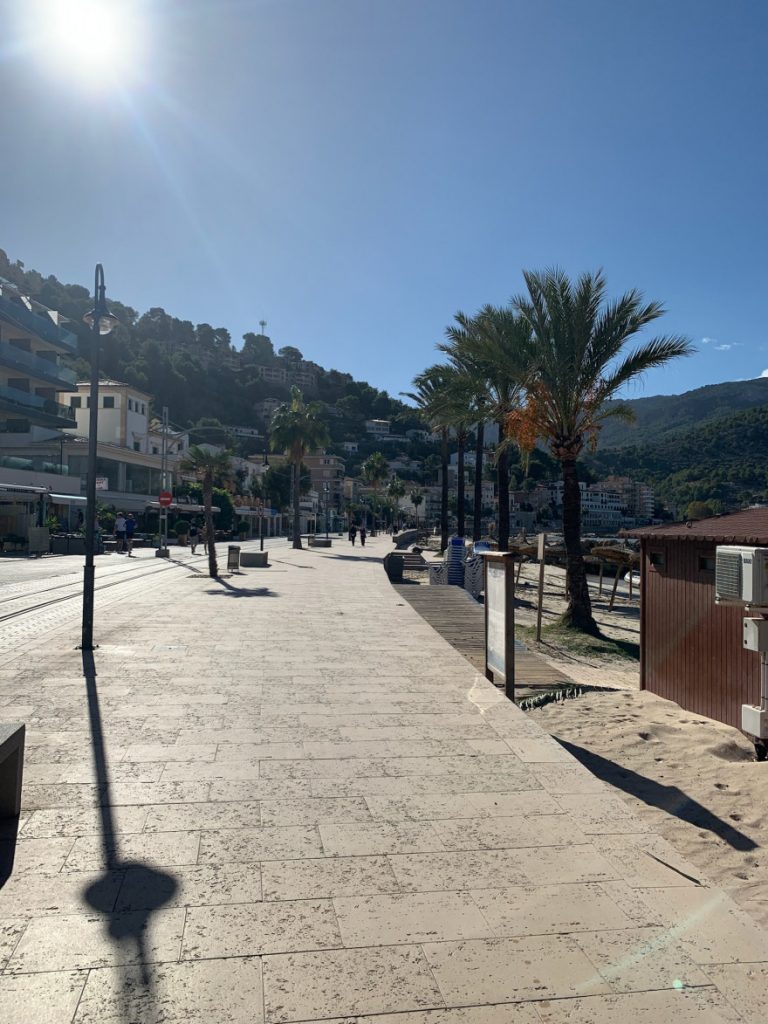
[81,650,179,1009]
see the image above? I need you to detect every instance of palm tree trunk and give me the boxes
[497,423,509,551]
[560,457,598,634]
[292,461,302,549]
[473,422,484,541]
[457,430,465,538]
[204,473,218,578]
[440,427,449,552]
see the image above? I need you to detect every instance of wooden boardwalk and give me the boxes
[393,581,572,701]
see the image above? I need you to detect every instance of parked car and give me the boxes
[623,570,641,585]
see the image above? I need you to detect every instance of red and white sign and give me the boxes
[158,491,173,508]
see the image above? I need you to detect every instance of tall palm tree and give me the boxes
[404,367,454,552]
[270,386,329,549]
[409,487,424,528]
[387,474,406,531]
[441,307,530,550]
[180,445,232,578]
[509,268,693,633]
[361,451,389,534]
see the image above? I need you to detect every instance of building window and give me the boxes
[141,403,146,414]
[152,446,159,455]
[103,396,115,409]
[134,441,141,452]
[649,551,665,569]
[128,399,133,411]
[70,396,81,408]
[698,555,716,573]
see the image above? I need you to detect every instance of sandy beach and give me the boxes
[512,560,768,929]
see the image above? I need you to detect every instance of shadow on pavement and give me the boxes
[0,816,19,888]
[557,738,758,852]
[81,650,179,1016]
[326,553,383,562]
[207,578,277,597]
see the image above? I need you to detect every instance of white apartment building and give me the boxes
[365,419,390,436]
[255,397,283,424]
[256,365,288,385]
[64,381,152,452]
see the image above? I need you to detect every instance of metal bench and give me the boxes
[0,723,25,819]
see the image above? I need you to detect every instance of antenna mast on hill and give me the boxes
[259,320,267,335]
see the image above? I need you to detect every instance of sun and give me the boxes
[25,0,141,82]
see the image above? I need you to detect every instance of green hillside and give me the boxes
[0,250,423,463]
[587,404,768,513]
[599,378,768,446]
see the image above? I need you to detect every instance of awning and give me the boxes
[146,501,221,514]
[49,493,88,505]
[0,483,47,497]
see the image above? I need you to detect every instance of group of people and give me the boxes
[113,512,136,556]
[348,523,367,546]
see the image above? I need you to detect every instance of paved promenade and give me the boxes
[0,536,766,1023]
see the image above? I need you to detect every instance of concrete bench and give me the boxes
[308,538,332,547]
[240,551,269,568]
[0,723,25,818]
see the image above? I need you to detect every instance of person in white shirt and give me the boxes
[115,512,127,553]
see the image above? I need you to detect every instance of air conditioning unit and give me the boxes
[715,546,768,605]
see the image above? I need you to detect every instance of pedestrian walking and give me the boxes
[360,525,367,547]
[349,524,357,546]
[189,520,199,554]
[125,513,136,556]
[200,524,208,554]
[115,512,127,553]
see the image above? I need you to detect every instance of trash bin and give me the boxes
[384,552,404,583]
[227,545,241,571]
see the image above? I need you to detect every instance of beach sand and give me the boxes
[513,560,768,929]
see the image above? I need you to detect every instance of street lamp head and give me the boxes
[83,306,119,335]
[83,264,119,335]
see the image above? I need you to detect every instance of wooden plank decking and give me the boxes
[393,581,572,701]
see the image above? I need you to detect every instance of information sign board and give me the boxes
[483,552,516,701]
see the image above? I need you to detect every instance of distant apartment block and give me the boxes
[365,419,390,436]
[0,281,78,436]
[304,452,346,509]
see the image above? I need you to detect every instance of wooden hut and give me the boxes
[629,509,768,731]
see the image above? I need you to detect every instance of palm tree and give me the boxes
[180,445,232,578]
[409,487,424,528]
[360,451,389,535]
[270,386,329,549]
[404,367,454,552]
[387,474,406,531]
[509,268,693,633]
[441,307,530,550]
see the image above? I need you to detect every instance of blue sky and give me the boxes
[3,0,768,398]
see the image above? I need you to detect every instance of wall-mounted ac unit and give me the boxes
[715,546,768,605]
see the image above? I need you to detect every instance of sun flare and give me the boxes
[28,0,140,82]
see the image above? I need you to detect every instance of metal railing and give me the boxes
[0,292,78,353]
[0,383,76,424]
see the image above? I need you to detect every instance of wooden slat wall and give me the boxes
[643,540,760,729]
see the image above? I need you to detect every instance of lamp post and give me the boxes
[81,264,118,651]
[324,483,330,539]
[261,431,269,551]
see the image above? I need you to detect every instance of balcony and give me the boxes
[0,384,77,429]
[0,342,77,390]
[0,293,78,354]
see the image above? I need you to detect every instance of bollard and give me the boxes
[227,545,241,571]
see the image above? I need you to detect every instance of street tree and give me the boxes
[270,386,329,549]
[508,268,693,633]
[180,445,232,578]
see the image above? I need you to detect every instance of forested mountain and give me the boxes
[587,404,768,513]
[599,378,768,446]
[0,250,421,445]
[4,248,766,513]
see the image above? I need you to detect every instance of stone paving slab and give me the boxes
[0,536,765,1022]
